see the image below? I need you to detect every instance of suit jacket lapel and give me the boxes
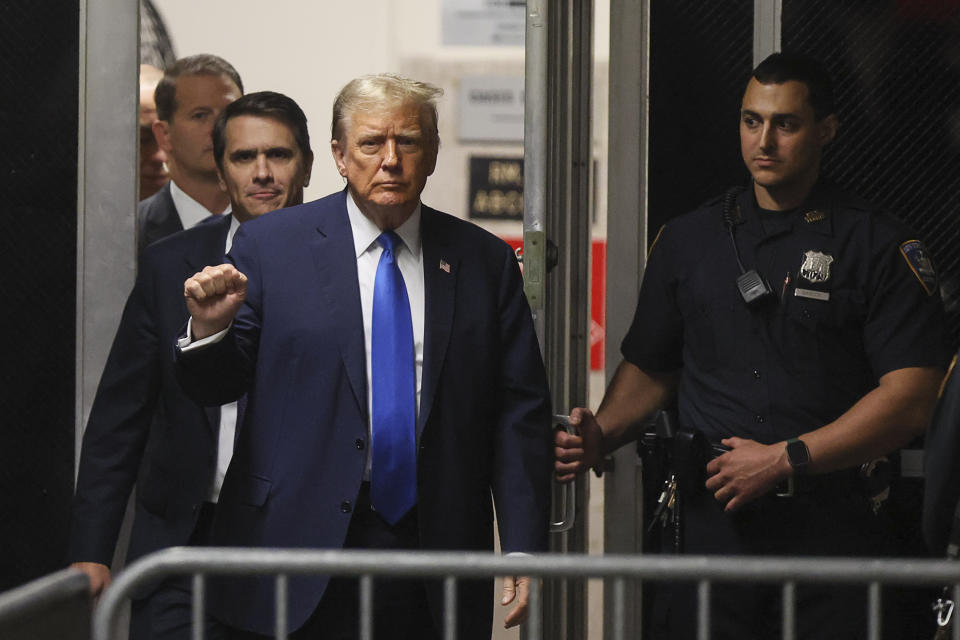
[418,206,457,435]
[152,184,183,239]
[184,214,232,273]
[308,192,368,417]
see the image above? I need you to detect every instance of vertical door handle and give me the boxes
[550,414,576,532]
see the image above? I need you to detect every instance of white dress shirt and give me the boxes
[169,179,231,229]
[209,214,241,502]
[346,191,426,422]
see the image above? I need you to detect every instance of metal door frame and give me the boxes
[602,0,649,632]
[76,0,139,466]
[523,0,594,637]
[76,0,140,606]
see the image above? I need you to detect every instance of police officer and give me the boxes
[556,53,949,639]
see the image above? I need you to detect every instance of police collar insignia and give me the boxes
[803,209,826,223]
[799,250,833,284]
[899,239,938,296]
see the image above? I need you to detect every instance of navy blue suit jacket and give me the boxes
[175,191,552,636]
[69,214,231,579]
[137,182,183,256]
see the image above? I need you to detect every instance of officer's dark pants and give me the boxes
[648,476,920,640]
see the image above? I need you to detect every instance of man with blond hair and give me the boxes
[175,74,552,639]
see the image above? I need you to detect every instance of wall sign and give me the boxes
[442,0,526,46]
[459,75,524,143]
[469,156,523,221]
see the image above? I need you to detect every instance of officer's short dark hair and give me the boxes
[154,54,244,122]
[751,52,835,121]
[212,91,312,173]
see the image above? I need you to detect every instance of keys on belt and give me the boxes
[647,473,678,534]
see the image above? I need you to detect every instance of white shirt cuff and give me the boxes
[177,318,231,352]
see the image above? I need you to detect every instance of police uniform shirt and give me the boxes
[621,182,949,444]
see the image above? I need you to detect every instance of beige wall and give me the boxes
[154,0,608,238]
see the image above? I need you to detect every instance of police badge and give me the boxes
[799,250,834,284]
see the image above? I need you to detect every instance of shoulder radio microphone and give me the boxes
[722,187,776,307]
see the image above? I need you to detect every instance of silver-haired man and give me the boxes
[175,74,553,639]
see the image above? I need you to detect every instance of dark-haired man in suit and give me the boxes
[70,91,312,640]
[136,54,243,255]
[177,73,552,639]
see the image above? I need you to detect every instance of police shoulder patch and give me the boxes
[899,239,938,296]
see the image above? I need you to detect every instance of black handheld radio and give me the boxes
[722,187,775,307]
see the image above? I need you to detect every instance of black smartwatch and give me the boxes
[785,438,810,476]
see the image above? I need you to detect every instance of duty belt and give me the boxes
[649,424,906,500]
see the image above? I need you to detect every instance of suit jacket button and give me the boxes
[355,438,365,450]
[340,500,352,513]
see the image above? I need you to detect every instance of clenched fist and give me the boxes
[184,264,248,339]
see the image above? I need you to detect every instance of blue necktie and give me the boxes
[370,231,417,524]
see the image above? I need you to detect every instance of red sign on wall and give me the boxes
[502,237,606,371]
[590,241,606,371]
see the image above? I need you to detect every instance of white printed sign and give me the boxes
[442,0,526,46]
[459,75,525,142]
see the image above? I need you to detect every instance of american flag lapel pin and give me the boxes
[439,259,451,274]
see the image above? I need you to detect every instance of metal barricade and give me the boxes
[0,568,91,640]
[94,548,960,640]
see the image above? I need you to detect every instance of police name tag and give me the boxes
[794,288,830,301]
